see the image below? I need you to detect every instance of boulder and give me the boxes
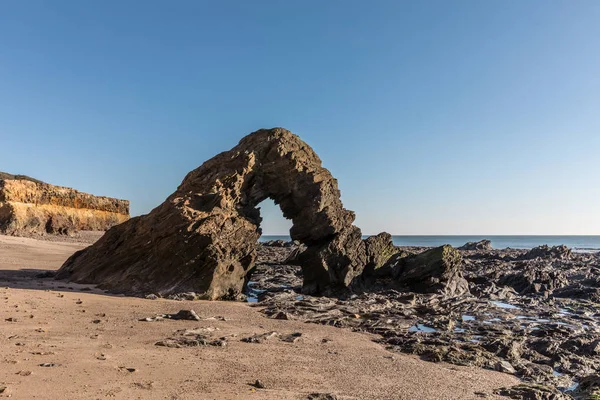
[459,240,492,251]
[57,128,366,299]
[573,374,600,399]
[0,175,129,236]
[498,267,568,295]
[521,245,571,260]
[363,232,400,273]
[45,215,76,236]
[385,245,469,296]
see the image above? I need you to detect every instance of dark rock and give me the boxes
[363,232,400,276]
[261,240,288,247]
[299,225,366,295]
[284,245,306,265]
[459,240,492,251]
[251,380,265,389]
[155,336,209,348]
[57,128,366,299]
[307,394,338,400]
[521,245,571,260]
[494,384,571,399]
[387,245,469,296]
[498,267,568,295]
[573,374,600,399]
[169,310,201,321]
[241,331,279,344]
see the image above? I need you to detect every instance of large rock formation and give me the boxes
[0,175,129,236]
[57,128,367,299]
[384,245,470,297]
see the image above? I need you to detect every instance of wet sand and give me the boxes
[0,234,518,399]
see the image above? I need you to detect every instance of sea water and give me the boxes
[260,235,600,252]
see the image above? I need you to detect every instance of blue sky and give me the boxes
[1,1,599,235]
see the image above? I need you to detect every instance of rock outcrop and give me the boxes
[0,176,129,236]
[57,128,367,299]
[362,232,402,277]
[521,245,572,260]
[459,240,492,251]
[385,245,469,296]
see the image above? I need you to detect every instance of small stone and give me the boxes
[251,380,265,389]
[39,363,57,367]
[307,394,338,400]
[495,360,516,374]
[281,332,303,343]
[170,309,200,321]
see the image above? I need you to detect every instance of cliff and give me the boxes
[0,174,130,236]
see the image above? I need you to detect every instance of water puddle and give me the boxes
[483,317,502,324]
[246,281,266,303]
[408,324,437,333]
[558,308,576,316]
[491,301,520,310]
[469,335,483,343]
[462,315,475,321]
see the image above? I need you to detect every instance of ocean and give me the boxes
[260,235,600,252]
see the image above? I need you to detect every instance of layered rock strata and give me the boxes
[0,177,129,236]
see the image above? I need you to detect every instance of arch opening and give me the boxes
[245,198,303,302]
[58,128,368,300]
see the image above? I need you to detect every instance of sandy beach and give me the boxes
[0,234,519,399]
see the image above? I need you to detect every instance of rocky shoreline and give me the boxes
[251,240,600,400]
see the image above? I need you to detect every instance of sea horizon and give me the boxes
[260,234,600,251]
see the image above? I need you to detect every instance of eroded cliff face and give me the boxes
[0,178,129,236]
[57,128,366,299]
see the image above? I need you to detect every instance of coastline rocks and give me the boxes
[0,176,129,236]
[57,128,366,299]
[494,384,571,400]
[498,266,568,295]
[459,240,492,251]
[573,374,600,399]
[522,245,572,260]
[253,244,600,396]
[363,232,401,276]
[386,245,469,296]
[299,225,367,295]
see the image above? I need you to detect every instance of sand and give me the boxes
[0,234,519,399]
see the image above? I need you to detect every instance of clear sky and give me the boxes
[1,1,599,235]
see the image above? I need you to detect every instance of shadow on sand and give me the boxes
[0,268,120,297]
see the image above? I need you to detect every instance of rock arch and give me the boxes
[57,128,367,299]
